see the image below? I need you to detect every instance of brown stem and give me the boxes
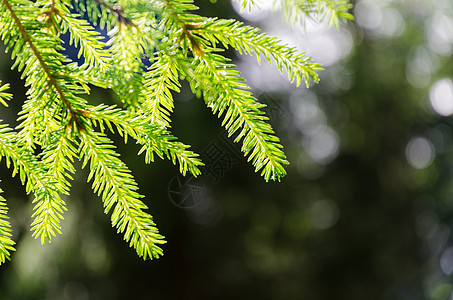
[91,0,136,26]
[163,0,204,56]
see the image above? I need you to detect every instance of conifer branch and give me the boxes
[281,0,354,28]
[91,0,135,26]
[233,0,353,29]
[197,18,322,87]
[136,126,203,177]
[160,0,206,56]
[141,51,181,127]
[0,0,353,264]
[73,0,122,29]
[85,104,203,176]
[232,0,260,12]
[0,123,65,244]
[2,0,78,121]
[41,131,77,195]
[56,2,111,70]
[0,188,15,265]
[79,131,165,260]
[0,82,12,107]
[15,99,60,148]
[191,51,288,181]
[104,25,146,106]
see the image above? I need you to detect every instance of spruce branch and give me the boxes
[104,23,147,106]
[56,1,112,70]
[73,0,122,30]
[15,98,61,148]
[136,126,203,177]
[0,82,12,107]
[1,0,90,152]
[233,0,353,29]
[85,104,203,176]
[1,0,79,120]
[232,0,261,12]
[141,50,181,128]
[159,0,206,56]
[41,131,78,195]
[197,17,323,87]
[190,51,289,181]
[0,188,15,265]
[0,0,354,264]
[90,0,135,26]
[0,123,66,244]
[281,0,354,29]
[79,130,166,260]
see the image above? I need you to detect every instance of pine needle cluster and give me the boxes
[235,0,354,29]
[0,0,352,264]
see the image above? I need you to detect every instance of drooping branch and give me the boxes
[2,0,80,124]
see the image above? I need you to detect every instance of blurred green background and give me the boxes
[2,0,453,299]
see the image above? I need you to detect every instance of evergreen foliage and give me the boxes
[0,0,352,264]
[235,0,354,29]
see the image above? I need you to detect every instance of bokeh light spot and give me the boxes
[305,125,340,164]
[371,7,405,38]
[440,247,453,275]
[430,78,453,116]
[406,46,439,88]
[405,137,435,169]
[355,0,383,30]
[309,199,340,230]
[427,11,453,56]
